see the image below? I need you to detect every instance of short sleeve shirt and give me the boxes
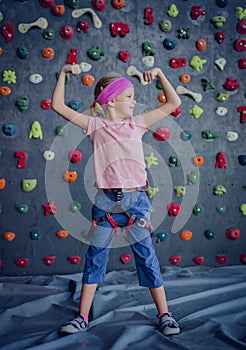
[87,115,147,189]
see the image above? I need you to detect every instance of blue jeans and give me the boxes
[82,190,163,288]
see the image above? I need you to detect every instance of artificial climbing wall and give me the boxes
[0,0,245,276]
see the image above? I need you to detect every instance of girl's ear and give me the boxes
[108,99,115,107]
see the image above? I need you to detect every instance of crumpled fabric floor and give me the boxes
[0,266,245,350]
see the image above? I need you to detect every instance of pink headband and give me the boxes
[96,77,133,107]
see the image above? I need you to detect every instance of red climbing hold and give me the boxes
[110,22,130,37]
[118,50,130,62]
[226,227,240,240]
[42,200,57,216]
[1,23,15,43]
[144,7,154,25]
[43,256,56,266]
[215,152,227,168]
[15,258,29,268]
[192,256,205,265]
[153,127,171,141]
[167,203,181,216]
[68,256,82,264]
[120,254,131,264]
[16,151,27,169]
[170,57,186,68]
[224,77,240,91]
[216,255,227,264]
[66,48,78,64]
[190,6,206,20]
[169,256,181,265]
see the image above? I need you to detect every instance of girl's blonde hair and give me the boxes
[88,72,122,117]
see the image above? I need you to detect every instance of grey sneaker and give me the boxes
[60,315,88,334]
[159,313,180,336]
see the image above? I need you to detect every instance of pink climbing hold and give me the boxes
[42,200,57,216]
[69,150,82,163]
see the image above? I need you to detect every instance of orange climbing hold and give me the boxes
[180,74,190,84]
[3,231,16,241]
[42,47,55,59]
[193,155,204,167]
[82,74,95,86]
[56,230,69,238]
[0,178,6,190]
[63,171,77,183]
[0,86,11,96]
[196,38,207,51]
[180,230,192,241]
[158,93,167,103]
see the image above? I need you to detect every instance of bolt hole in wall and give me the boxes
[0,0,245,275]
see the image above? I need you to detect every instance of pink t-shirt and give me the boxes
[87,115,147,189]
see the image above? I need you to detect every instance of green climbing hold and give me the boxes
[22,179,37,192]
[70,201,81,213]
[16,204,29,214]
[187,171,200,185]
[189,105,204,119]
[55,125,67,136]
[201,130,219,139]
[174,185,186,196]
[16,95,29,112]
[213,185,226,195]
[29,121,43,140]
[193,204,204,215]
[167,4,179,17]
[190,55,207,71]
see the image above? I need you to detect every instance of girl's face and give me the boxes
[113,87,136,118]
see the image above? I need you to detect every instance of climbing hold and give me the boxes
[216,205,226,214]
[63,171,77,183]
[2,23,15,43]
[192,256,205,265]
[240,203,246,215]
[216,255,227,264]
[158,93,166,103]
[110,22,130,37]
[142,42,155,56]
[111,0,125,9]
[235,7,246,20]
[127,66,148,85]
[42,47,55,59]
[180,74,190,84]
[190,6,206,20]
[64,0,78,9]
[240,254,246,264]
[171,107,183,118]
[43,150,55,160]
[2,123,17,136]
[144,7,154,25]
[30,230,41,240]
[159,19,172,32]
[156,231,168,243]
[215,152,227,168]
[216,92,230,103]
[16,204,29,214]
[215,57,226,70]
[193,204,203,215]
[167,4,179,17]
[213,185,226,195]
[224,78,240,91]
[192,155,204,167]
[22,179,37,192]
[238,155,246,166]
[42,200,57,216]
[177,86,202,103]
[169,256,181,265]
[2,70,16,84]
[29,121,43,139]
[234,38,246,52]
[70,201,81,213]
[174,186,186,197]
[167,203,181,216]
[210,15,226,28]
[16,95,29,112]
[201,79,215,91]
[153,127,170,141]
[56,230,69,238]
[43,256,56,266]
[87,46,104,60]
[82,74,95,86]
[177,27,189,39]
[72,7,102,28]
[41,99,52,110]
[68,100,81,111]
[92,0,106,11]
[187,171,201,185]
[15,258,29,268]
[120,254,131,264]
[196,38,207,52]
[216,106,227,116]
[181,130,192,141]
[169,156,180,167]
[18,17,48,34]
[39,0,54,8]
[79,61,92,72]
[16,151,27,168]
[68,256,82,264]
[119,51,130,62]
[180,230,192,241]
[204,229,216,240]
[189,105,204,119]
[0,178,6,190]
[3,231,16,242]
[237,19,246,34]
[52,4,65,16]
[59,25,74,40]
[227,131,238,142]
[170,57,186,69]
[215,31,225,44]
[216,0,228,7]
[144,152,158,169]
[146,186,159,199]
[43,28,55,40]
[69,150,82,163]
[0,86,11,96]
[17,46,29,59]
[189,55,207,71]
[77,20,89,33]
[163,38,176,50]
[55,126,67,137]
[237,106,246,123]
[201,130,219,140]
[29,73,43,83]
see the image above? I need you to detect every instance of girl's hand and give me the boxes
[61,64,81,76]
[143,68,163,83]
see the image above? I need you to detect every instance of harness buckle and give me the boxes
[137,218,148,228]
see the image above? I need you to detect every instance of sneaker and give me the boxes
[60,315,88,334]
[159,313,180,336]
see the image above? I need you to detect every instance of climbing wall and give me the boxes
[0,0,245,276]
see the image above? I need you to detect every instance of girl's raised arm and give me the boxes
[51,64,90,131]
[141,68,181,128]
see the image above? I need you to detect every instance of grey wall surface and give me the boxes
[0,0,245,275]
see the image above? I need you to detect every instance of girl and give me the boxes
[51,64,181,336]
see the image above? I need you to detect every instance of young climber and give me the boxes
[51,64,182,336]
